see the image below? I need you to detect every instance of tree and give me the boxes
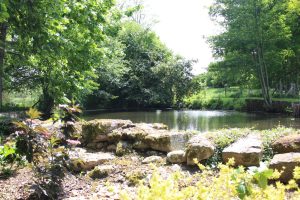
[210,0,293,107]
[117,22,193,108]
[84,21,193,109]
[2,0,115,117]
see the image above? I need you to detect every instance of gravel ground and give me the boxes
[0,151,198,200]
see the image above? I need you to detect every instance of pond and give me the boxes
[83,110,300,132]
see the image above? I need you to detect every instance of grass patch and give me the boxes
[2,91,40,111]
[184,88,300,110]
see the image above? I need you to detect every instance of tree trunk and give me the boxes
[0,23,8,110]
[38,87,55,119]
[253,2,272,109]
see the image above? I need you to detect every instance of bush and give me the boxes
[0,118,15,136]
[120,160,300,200]
[11,106,81,198]
[0,141,24,177]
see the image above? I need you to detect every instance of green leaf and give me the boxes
[26,108,42,119]
[253,169,274,189]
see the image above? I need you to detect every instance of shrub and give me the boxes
[0,141,24,177]
[120,160,300,200]
[12,106,81,198]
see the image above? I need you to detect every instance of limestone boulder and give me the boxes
[186,135,215,165]
[272,134,300,153]
[222,134,262,167]
[144,130,193,152]
[142,156,163,164]
[115,140,132,156]
[152,123,168,130]
[88,165,114,179]
[107,144,117,151]
[269,153,300,183]
[69,148,115,171]
[81,119,133,144]
[86,142,107,150]
[132,140,150,150]
[108,124,147,141]
[167,150,186,164]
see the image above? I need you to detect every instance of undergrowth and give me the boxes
[120,159,300,200]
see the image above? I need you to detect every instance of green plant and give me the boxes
[253,169,274,189]
[13,108,69,198]
[120,160,300,200]
[126,170,146,186]
[0,141,24,177]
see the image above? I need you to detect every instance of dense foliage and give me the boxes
[85,21,193,109]
[204,0,300,107]
[0,0,194,114]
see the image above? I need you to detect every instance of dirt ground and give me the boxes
[0,151,198,200]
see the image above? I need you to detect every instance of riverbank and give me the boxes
[184,88,300,113]
[1,119,300,199]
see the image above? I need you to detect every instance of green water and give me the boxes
[84,110,300,132]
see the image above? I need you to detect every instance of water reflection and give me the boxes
[84,110,300,132]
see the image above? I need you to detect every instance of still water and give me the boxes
[84,110,300,132]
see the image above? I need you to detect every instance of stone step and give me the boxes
[69,148,115,171]
[222,134,262,167]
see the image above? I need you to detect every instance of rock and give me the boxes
[269,153,300,183]
[131,156,139,162]
[86,142,106,150]
[152,123,168,130]
[96,143,106,150]
[132,141,149,150]
[145,130,193,152]
[82,119,133,144]
[107,144,117,151]
[167,150,186,164]
[69,148,115,171]
[109,125,148,141]
[116,140,132,156]
[170,164,181,172]
[86,143,97,149]
[272,134,300,153]
[88,165,114,179]
[222,134,262,167]
[105,122,189,153]
[142,156,163,164]
[186,135,215,165]
[71,147,87,154]
[146,150,161,156]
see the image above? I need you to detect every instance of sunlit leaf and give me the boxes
[26,108,42,119]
